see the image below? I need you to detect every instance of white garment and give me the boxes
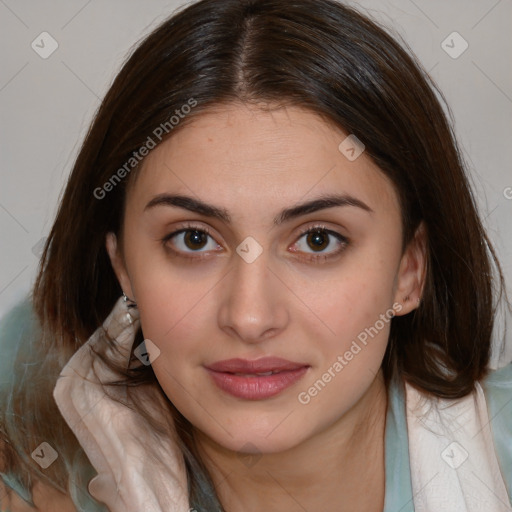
[53,296,511,511]
[53,297,190,512]
[406,381,511,511]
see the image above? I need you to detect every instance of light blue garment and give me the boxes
[383,374,414,512]
[481,364,512,502]
[1,297,511,511]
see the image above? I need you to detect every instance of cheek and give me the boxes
[136,294,206,411]
[127,239,215,343]
[136,284,208,362]
[131,272,213,384]
[294,268,396,418]
[299,251,399,353]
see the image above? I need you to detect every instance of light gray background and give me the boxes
[1,0,511,363]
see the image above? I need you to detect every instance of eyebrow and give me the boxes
[144,193,373,225]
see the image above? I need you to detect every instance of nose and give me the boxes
[218,248,289,344]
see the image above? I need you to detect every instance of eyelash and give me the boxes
[161,222,349,263]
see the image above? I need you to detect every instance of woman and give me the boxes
[1,0,511,510]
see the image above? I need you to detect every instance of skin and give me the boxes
[0,475,76,512]
[107,102,426,511]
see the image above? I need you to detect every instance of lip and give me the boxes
[205,357,310,400]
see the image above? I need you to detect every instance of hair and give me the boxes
[0,298,107,511]
[3,0,508,509]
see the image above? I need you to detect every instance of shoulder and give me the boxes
[2,435,76,512]
[481,363,512,500]
[482,363,512,419]
[0,299,38,511]
[1,477,35,511]
[482,361,512,386]
[0,301,101,512]
[1,476,78,512]
[0,298,36,381]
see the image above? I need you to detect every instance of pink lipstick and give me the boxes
[205,357,309,400]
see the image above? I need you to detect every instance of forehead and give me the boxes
[126,103,400,224]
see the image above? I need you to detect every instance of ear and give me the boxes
[106,232,136,300]
[393,222,427,316]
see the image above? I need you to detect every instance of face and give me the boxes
[107,102,424,455]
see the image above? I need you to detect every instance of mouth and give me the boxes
[204,357,310,400]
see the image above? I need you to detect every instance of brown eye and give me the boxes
[162,225,222,258]
[291,226,349,262]
[305,229,330,252]
[183,230,209,250]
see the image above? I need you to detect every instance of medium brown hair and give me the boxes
[26,0,508,508]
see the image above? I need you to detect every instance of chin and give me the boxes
[195,414,307,455]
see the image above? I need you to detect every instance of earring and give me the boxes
[122,291,137,308]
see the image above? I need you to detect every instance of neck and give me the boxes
[194,370,389,512]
